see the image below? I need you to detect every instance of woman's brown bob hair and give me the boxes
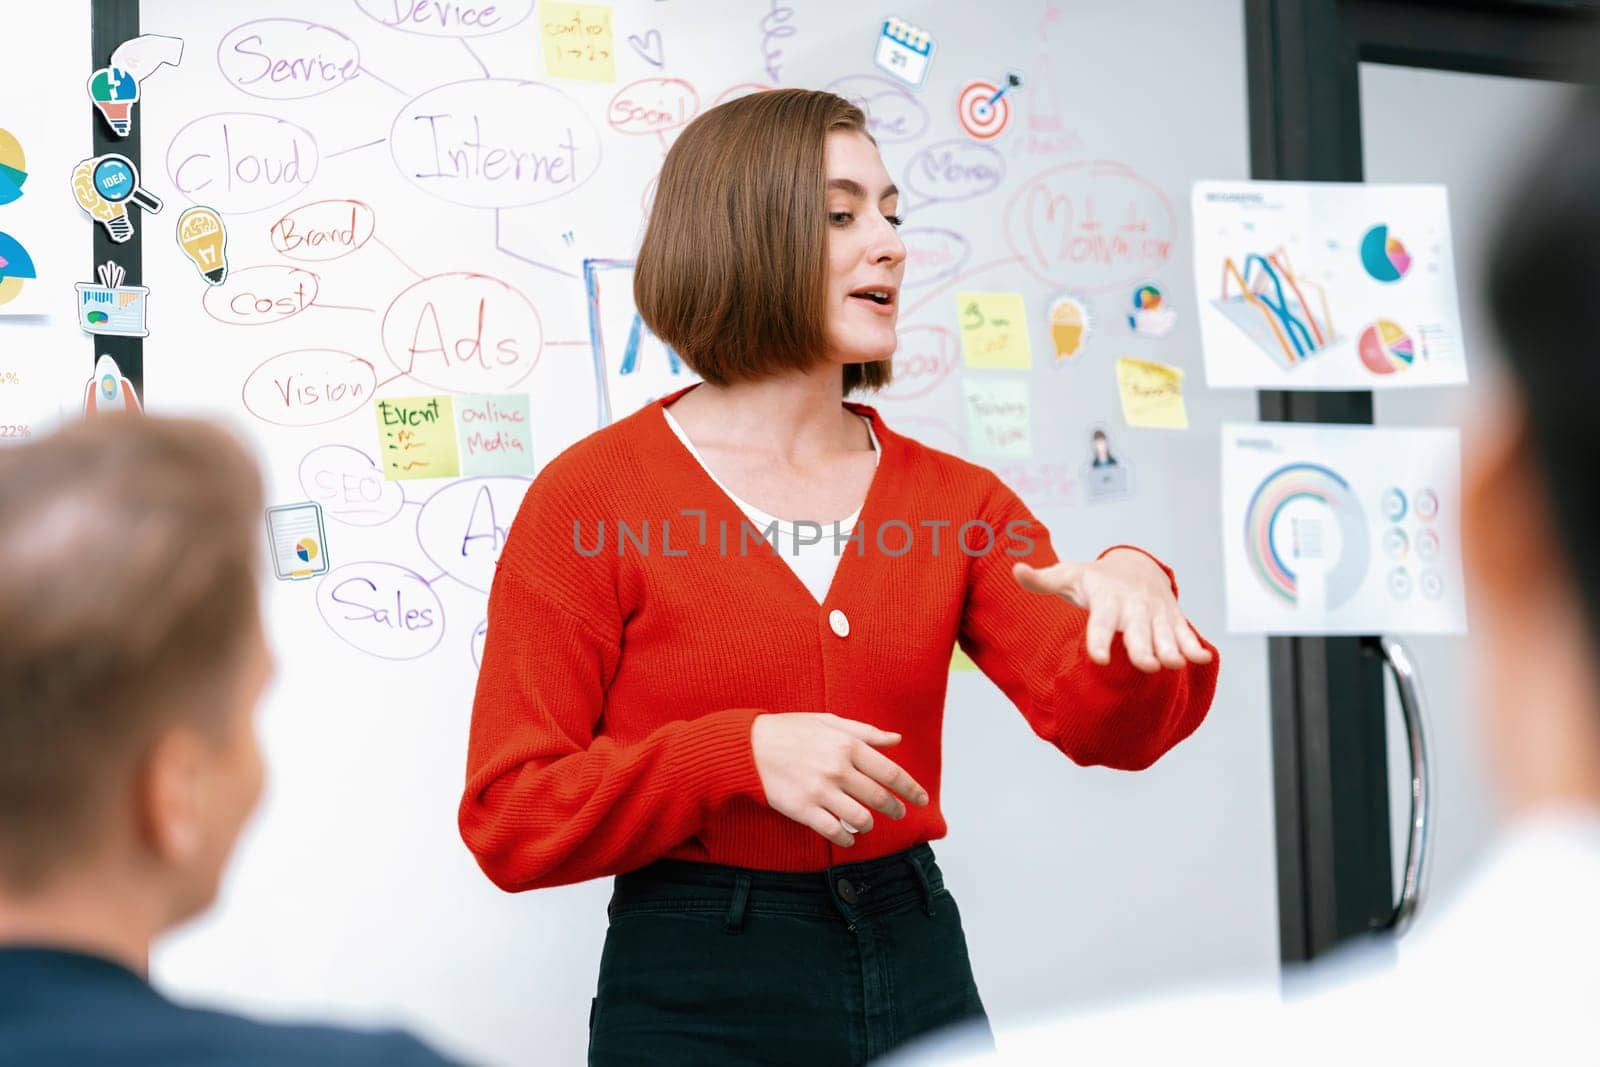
[634,88,893,396]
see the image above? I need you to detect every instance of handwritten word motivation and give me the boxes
[391,80,600,208]
[381,272,543,393]
[218,19,360,100]
[1003,160,1175,291]
[167,112,318,214]
[354,0,534,37]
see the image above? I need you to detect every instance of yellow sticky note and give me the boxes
[1116,357,1189,430]
[541,3,616,83]
[957,291,1032,369]
[950,646,980,672]
[376,396,461,480]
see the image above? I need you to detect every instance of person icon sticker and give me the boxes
[1083,425,1132,502]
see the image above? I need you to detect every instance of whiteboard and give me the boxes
[135,2,1274,1065]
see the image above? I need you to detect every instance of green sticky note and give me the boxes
[376,395,460,481]
[963,378,1033,458]
[457,393,535,476]
[957,291,1033,369]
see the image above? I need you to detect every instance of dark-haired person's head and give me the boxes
[0,413,271,952]
[1470,85,1600,811]
[635,87,905,396]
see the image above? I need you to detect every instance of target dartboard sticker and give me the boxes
[957,80,1011,140]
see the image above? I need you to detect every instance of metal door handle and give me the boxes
[1375,634,1432,935]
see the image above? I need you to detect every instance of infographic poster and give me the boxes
[1193,181,1467,390]
[1221,422,1466,635]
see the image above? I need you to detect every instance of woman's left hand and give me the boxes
[1012,549,1214,673]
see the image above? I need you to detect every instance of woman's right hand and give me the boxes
[751,713,930,847]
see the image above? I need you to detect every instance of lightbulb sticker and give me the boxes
[87,67,140,138]
[71,154,163,242]
[177,206,228,285]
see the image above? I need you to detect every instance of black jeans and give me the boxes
[587,843,993,1066]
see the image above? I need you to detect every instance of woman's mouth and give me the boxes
[849,287,898,313]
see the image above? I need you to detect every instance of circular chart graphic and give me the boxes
[0,128,25,205]
[1360,224,1412,283]
[1383,526,1410,560]
[1382,487,1408,522]
[1244,463,1371,608]
[957,80,1011,141]
[1417,528,1440,559]
[1357,319,1415,374]
[1415,488,1439,522]
[1132,284,1162,310]
[0,231,37,307]
[295,538,320,563]
[1389,567,1413,599]
[1421,569,1443,600]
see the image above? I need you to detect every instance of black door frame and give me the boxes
[1245,0,1600,963]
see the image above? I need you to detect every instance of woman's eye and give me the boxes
[829,211,853,225]
[885,214,904,228]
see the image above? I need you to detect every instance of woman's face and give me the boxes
[823,130,906,366]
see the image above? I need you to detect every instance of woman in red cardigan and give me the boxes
[460,88,1218,1066]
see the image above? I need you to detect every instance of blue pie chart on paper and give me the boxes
[0,129,26,206]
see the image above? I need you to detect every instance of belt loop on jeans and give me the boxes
[907,853,936,917]
[723,873,752,934]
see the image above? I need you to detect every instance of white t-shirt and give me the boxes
[661,406,879,605]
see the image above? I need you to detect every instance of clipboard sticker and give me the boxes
[266,501,330,581]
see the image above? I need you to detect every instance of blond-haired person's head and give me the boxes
[0,413,271,958]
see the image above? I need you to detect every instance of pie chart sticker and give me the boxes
[1360,224,1412,283]
[0,232,37,307]
[1357,319,1415,375]
[0,128,25,206]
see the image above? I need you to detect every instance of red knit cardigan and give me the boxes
[459,383,1220,891]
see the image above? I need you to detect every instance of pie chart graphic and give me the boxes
[1360,224,1412,283]
[0,231,37,307]
[1357,319,1415,374]
[295,538,320,563]
[0,128,24,206]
